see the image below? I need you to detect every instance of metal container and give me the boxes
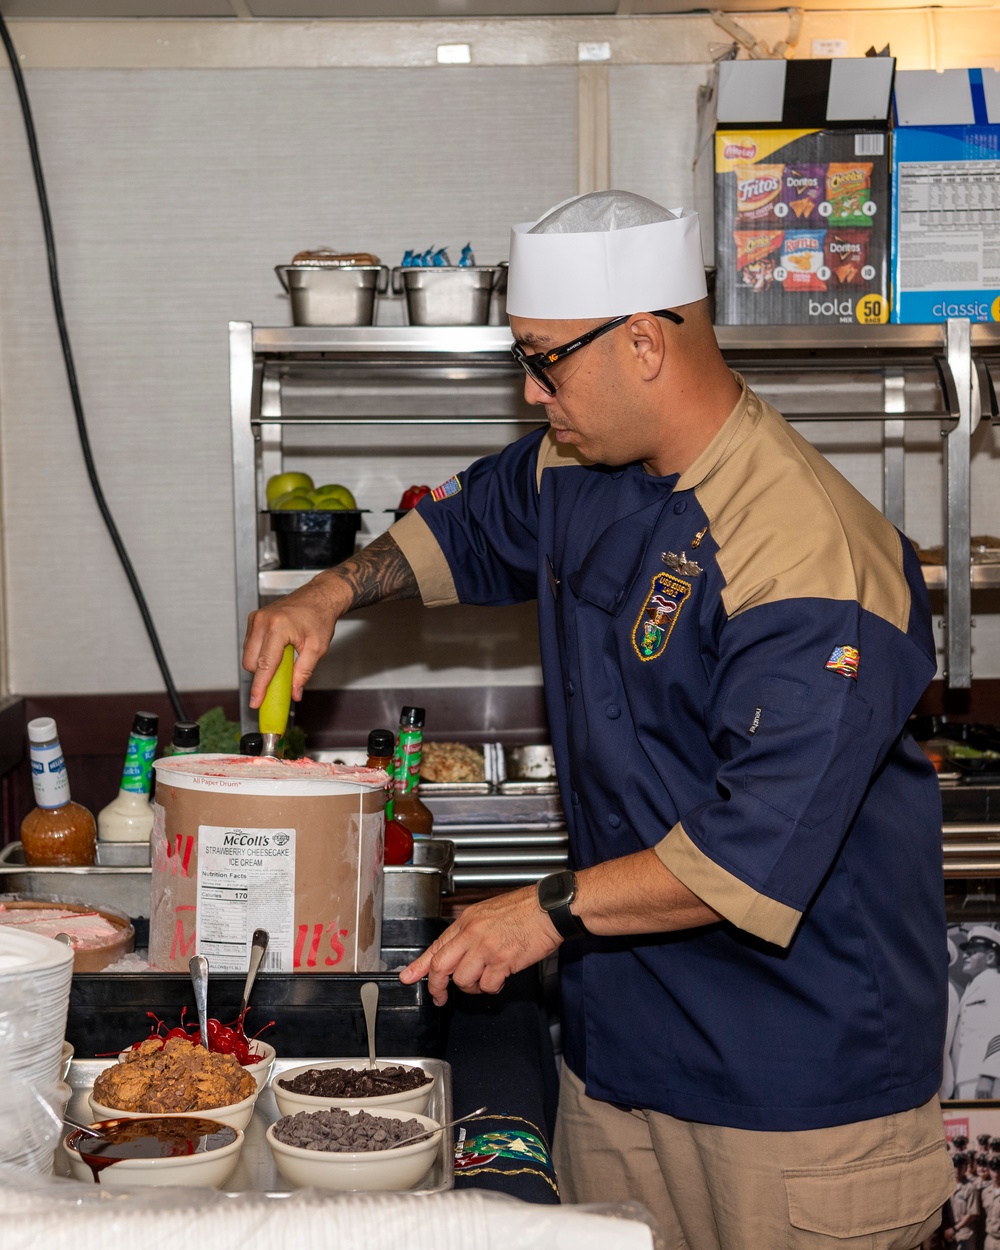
[392,266,501,326]
[275,264,389,326]
[59,1056,453,1194]
[504,744,557,781]
[383,865,442,920]
[0,842,152,919]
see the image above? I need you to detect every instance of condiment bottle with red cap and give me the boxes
[97,711,159,842]
[20,716,96,866]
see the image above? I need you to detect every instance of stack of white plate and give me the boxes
[0,929,73,1173]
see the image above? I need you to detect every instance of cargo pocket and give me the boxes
[783,1140,952,1248]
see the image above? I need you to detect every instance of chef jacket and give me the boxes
[391,377,947,1132]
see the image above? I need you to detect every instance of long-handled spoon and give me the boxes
[189,954,210,1049]
[392,1106,488,1149]
[360,981,379,1070]
[62,1115,105,1140]
[240,929,269,1018]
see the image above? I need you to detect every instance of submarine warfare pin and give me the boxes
[662,550,702,578]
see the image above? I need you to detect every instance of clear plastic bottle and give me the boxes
[97,711,159,842]
[20,717,96,866]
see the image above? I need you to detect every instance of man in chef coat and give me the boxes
[951,926,1000,1100]
[243,191,952,1249]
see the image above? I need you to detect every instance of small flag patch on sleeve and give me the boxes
[825,645,860,680]
[431,476,462,502]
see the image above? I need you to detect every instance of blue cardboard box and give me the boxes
[891,69,1000,324]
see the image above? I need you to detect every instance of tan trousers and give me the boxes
[553,1064,953,1250]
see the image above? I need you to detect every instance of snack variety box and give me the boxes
[714,59,895,326]
[891,69,1000,324]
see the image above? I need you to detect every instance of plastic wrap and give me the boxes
[0,1175,661,1249]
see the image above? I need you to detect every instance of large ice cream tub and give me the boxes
[149,755,386,974]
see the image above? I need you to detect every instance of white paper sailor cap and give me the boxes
[506,190,708,321]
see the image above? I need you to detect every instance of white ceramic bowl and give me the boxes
[118,1040,275,1094]
[271,1060,434,1117]
[266,1107,440,1192]
[89,1087,258,1132]
[61,1041,74,1083]
[62,1117,244,1190]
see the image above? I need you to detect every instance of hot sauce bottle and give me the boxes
[20,716,97,866]
[368,728,413,866]
[392,707,434,837]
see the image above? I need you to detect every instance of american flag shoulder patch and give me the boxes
[430,476,462,502]
[825,645,860,680]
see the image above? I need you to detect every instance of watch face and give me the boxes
[538,871,574,911]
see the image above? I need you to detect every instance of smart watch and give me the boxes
[537,870,592,940]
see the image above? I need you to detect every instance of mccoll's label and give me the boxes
[120,732,158,795]
[29,739,71,809]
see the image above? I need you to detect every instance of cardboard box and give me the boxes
[149,755,385,974]
[891,69,1000,324]
[714,58,894,326]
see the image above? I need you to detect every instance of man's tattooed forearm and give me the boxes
[336,533,420,610]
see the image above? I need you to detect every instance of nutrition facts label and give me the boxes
[196,825,295,972]
[897,161,1000,291]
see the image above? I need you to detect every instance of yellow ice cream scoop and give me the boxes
[259,645,294,757]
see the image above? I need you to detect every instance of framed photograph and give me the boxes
[943,915,1000,1104]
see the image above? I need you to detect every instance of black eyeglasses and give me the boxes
[510,308,684,396]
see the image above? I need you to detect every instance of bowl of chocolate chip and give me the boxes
[272,1059,434,1117]
[62,1115,244,1190]
[266,1106,440,1191]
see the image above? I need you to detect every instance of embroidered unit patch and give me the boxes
[825,645,860,680]
[632,572,690,661]
[430,476,462,502]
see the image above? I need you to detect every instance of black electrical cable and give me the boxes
[0,10,189,722]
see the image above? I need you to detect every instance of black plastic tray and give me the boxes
[67,922,448,1061]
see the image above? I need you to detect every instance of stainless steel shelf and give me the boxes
[233,317,996,711]
[249,323,1000,356]
[261,564,1000,598]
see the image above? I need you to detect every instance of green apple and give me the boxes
[272,491,314,510]
[266,471,314,507]
[311,484,357,509]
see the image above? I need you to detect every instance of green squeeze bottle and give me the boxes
[97,711,159,843]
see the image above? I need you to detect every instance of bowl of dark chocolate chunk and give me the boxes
[266,1106,440,1191]
[272,1059,434,1117]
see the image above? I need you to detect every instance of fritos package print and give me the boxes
[716,127,890,324]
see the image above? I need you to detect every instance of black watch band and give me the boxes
[537,870,592,941]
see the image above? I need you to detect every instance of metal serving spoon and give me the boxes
[62,1114,105,1140]
[189,954,210,1048]
[360,981,379,1070]
[392,1105,488,1149]
[241,929,269,1018]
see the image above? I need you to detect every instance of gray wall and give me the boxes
[1,57,998,696]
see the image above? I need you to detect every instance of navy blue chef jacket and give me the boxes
[392,379,947,1132]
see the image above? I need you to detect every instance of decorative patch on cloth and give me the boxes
[431,476,462,502]
[632,572,691,662]
[454,1119,558,1195]
[825,644,860,680]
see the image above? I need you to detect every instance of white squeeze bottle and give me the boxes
[98,711,159,842]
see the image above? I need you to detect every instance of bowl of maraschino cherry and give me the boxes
[119,1009,275,1092]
